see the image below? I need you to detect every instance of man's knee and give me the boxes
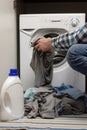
[66,44,87,75]
[66,45,79,67]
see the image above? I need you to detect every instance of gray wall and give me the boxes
[0,0,16,90]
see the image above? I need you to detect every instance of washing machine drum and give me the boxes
[30,28,67,67]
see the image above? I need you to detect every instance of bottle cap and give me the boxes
[9,69,18,76]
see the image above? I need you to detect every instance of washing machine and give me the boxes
[19,13,86,91]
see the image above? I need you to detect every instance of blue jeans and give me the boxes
[67,44,87,75]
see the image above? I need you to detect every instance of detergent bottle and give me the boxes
[0,69,24,121]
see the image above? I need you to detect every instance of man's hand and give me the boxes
[34,37,52,52]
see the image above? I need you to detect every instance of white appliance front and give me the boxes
[19,13,85,91]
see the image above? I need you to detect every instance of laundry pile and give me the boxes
[24,84,87,119]
[24,46,87,119]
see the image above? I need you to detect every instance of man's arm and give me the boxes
[51,23,87,51]
[35,23,87,52]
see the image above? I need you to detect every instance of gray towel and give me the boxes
[30,48,54,87]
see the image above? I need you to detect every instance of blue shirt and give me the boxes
[51,23,87,51]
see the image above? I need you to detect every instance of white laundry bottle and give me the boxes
[0,69,24,121]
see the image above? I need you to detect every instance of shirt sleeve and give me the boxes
[51,23,87,51]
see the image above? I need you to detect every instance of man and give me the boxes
[35,23,87,75]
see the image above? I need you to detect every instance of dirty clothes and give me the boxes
[24,87,37,103]
[24,86,86,118]
[24,91,61,119]
[55,94,85,115]
[52,83,84,99]
[52,84,86,115]
[30,48,54,87]
[24,87,53,103]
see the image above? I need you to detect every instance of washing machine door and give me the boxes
[30,28,67,68]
